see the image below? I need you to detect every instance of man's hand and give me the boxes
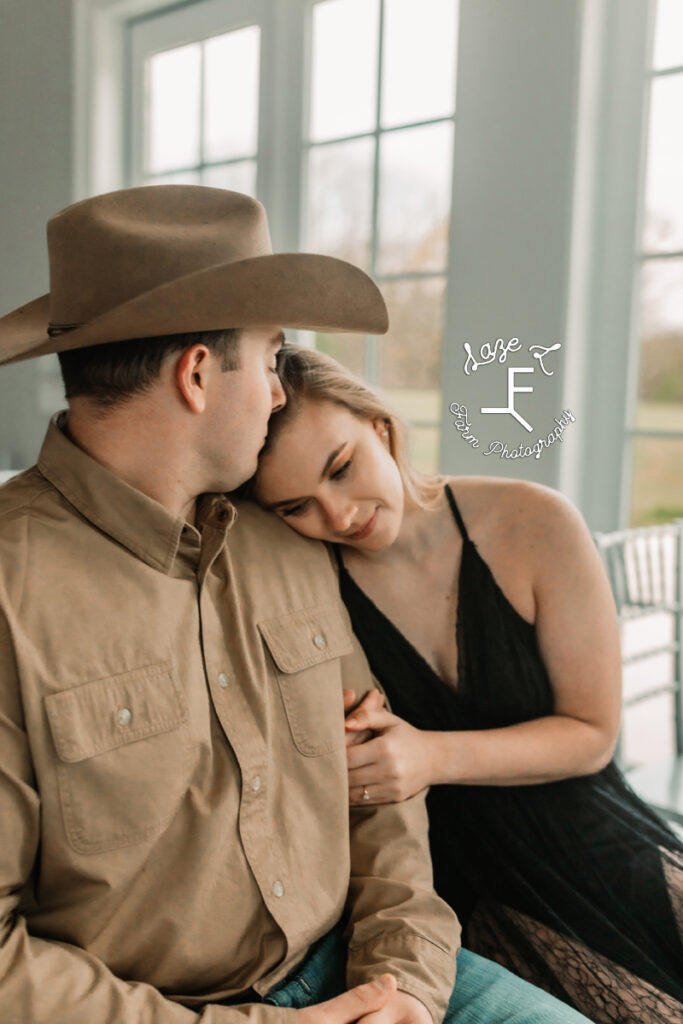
[298,973,396,1024]
[359,990,433,1024]
[297,975,432,1024]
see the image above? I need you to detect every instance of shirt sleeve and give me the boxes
[339,634,461,1024]
[0,606,297,1024]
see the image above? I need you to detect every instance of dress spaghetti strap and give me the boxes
[444,483,470,543]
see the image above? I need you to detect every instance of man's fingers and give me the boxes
[298,974,397,1024]
[342,689,356,711]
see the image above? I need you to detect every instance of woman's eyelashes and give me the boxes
[331,458,352,481]
[279,457,353,519]
[281,500,308,518]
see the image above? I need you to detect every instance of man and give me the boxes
[0,186,591,1024]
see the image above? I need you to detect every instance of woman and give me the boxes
[251,344,683,1023]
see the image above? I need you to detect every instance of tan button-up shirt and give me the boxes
[0,415,459,1024]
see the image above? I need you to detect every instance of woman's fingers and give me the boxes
[346,736,381,770]
[345,706,396,733]
[345,688,384,718]
[350,784,389,806]
[348,764,385,788]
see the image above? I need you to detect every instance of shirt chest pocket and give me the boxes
[44,661,192,854]
[258,605,354,756]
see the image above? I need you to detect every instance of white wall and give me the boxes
[0,0,74,469]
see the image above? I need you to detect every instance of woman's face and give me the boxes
[255,399,405,551]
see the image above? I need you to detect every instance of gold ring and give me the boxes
[362,786,370,801]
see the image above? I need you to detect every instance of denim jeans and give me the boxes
[264,925,592,1023]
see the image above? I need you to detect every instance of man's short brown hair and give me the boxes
[57,329,241,409]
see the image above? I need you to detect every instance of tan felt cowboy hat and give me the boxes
[0,185,389,366]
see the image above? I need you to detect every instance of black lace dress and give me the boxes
[335,485,683,1022]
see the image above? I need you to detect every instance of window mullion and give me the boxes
[366,0,386,385]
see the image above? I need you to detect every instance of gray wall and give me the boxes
[0,0,74,468]
[440,0,582,487]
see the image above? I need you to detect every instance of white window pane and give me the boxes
[204,27,260,163]
[306,138,374,269]
[652,0,683,71]
[201,160,257,196]
[377,122,453,275]
[643,74,683,253]
[314,332,367,379]
[379,277,446,389]
[310,0,379,142]
[637,257,683,347]
[382,0,457,128]
[147,44,201,174]
[145,170,202,186]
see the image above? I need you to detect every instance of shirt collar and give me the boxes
[37,413,236,575]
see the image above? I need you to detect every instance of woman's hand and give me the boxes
[343,688,384,748]
[344,695,434,804]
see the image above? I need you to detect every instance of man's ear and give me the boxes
[175,344,211,413]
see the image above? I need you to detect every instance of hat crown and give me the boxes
[47,186,272,326]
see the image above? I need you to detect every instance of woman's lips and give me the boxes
[347,508,378,541]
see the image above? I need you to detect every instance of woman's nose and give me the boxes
[325,499,358,533]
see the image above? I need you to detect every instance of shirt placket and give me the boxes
[196,519,293,937]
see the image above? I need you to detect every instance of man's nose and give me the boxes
[271,374,286,412]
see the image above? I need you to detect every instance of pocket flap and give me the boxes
[45,661,188,763]
[258,604,353,673]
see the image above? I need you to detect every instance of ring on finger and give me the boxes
[362,786,370,801]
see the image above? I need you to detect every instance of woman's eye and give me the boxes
[281,501,308,518]
[331,459,351,481]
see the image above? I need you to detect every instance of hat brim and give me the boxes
[0,253,388,366]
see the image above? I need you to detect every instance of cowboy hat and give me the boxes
[0,185,389,366]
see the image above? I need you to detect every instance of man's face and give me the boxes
[203,326,286,491]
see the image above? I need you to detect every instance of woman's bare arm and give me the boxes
[345,483,622,799]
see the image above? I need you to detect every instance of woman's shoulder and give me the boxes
[443,476,588,622]
[444,475,579,536]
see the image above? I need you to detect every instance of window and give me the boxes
[302,0,458,474]
[629,0,683,526]
[129,0,264,195]
[126,0,459,474]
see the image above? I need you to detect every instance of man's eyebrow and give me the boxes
[268,442,347,510]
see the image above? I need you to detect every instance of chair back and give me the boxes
[594,520,683,762]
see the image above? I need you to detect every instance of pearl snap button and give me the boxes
[312,634,326,650]
[217,672,229,688]
[116,708,132,726]
[251,775,262,792]
[272,880,284,898]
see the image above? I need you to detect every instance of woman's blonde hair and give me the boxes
[261,344,445,509]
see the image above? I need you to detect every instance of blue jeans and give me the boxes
[265,925,591,1023]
